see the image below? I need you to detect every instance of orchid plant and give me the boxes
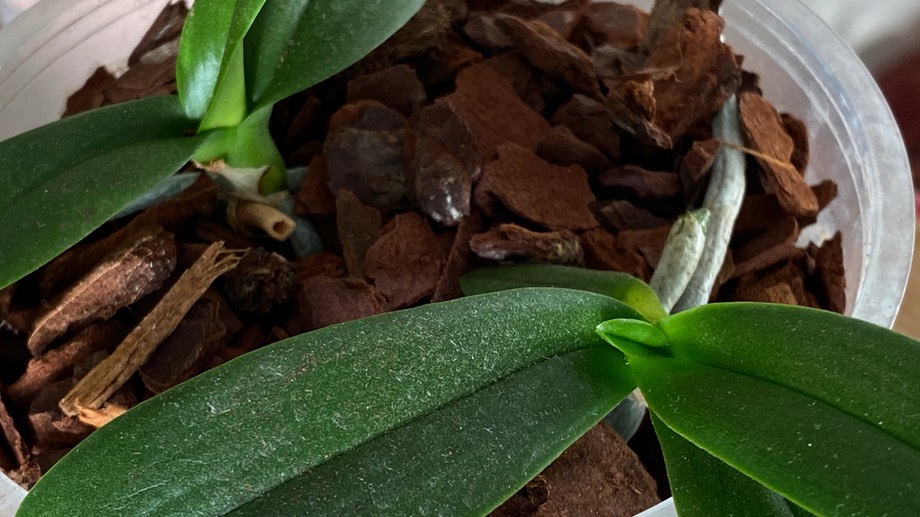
[2,1,919,516]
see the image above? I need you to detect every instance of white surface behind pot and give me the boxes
[0,1,914,516]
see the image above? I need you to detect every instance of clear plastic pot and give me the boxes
[0,0,913,515]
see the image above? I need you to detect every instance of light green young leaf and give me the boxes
[461,264,667,322]
[231,346,635,516]
[0,96,203,289]
[18,288,642,516]
[244,0,425,110]
[651,414,805,517]
[177,0,267,124]
[659,303,920,450]
[633,355,920,516]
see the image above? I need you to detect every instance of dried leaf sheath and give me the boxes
[59,242,244,424]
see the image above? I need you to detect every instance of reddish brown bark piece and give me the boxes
[127,0,187,66]
[552,94,621,159]
[579,228,649,280]
[598,165,681,199]
[139,290,239,394]
[336,190,383,279]
[289,278,386,334]
[325,101,410,212]
[482,143,598,231]
[0,393,28,467]
[733,194,789,240]
[471,224,583,264]
[295,154,337,216]
[533,0,591,40]
[594,200,670,232]
[417,35,484,88]
[643,0,722,48]
[463,13,514,52]
[220,248,294,315]
[680,139,721,182]
[440,62,551,159]
[581,3,648,50]
[346,64,427,117]
[617,226,672,269]
[731,216,800,279]
[732,262,812,306]
[615,8,740,147]
[6,324,119,404]
[432,213,484,303]
[104,58,178,105]
[29,227,177,356]
[536,125,611,175]
[216,324,268,364]
[483,51,546,113]
[63,67,115,117]
[494,14,601,97]
[412,103,482,226]
[294,253,348,283]
[365,213,449,310]
[738,91,818,217]
[781,112,810,174]
[491,424,660,517]
[810,232,847,313]
[26,379,95,451]
[133,173,219,232]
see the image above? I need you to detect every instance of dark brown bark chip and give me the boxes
[346,65,427,118]
[5,324,119,404]
[731,216,799,279]
[0,285,12,323]
[639,8,741,144]
[534,1,591,40]
[680,138,721,182]
[289,278,386,334]
[470,224,583,264]
[127,0,188,66]
[483,144,598,231]
[464,13,515,52]
[617,226,672,270]
[594,199,670,232]
[26,379,95,451]
[28,227,177,356]
[365,213,448,310]
[0,393,28,466]
[731,262,811,306]
[605,78,673,149]
[63,67,115,117]
[482,51,546,114]
[737,91,818,217]
[810,232,847,313]
[295,154,337,216]
[579,228,649,280]
[103,58,178,105]
[812,180,839,213]
[336,190,383,279]
[440,63,551,159]
[140,290,238,394]
[643,0,722,48]
[552,94,621,159]
[133,172,218,232]
[598,165,681,199]
[582,3,648,50]
[734,194,789,240]
[491,424,660,517]
[412,103,482,226]
[432,213,484,303]
[536,125,612,175]
[781,112,810,174]
[494,14,602,98]
[294,253,348,283]
[220,248,295,315]
[325,101,411,213]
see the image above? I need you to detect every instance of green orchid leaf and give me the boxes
[0,96,203,290]
[177,0,266,125]
[632,355,920,515]
[244,0,425,110]
[19,288,642,516]
[461,264,667,322]
[659,303,920,450]
[231,346,635,516]
[651,414,805,517]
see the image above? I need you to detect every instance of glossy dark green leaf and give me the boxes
[231,346,635,516]
[461,264,667,322]
[177,0,266,124]
[19,288,641,516]
[651,413,802,517]
[244,0,425,110]
[0,96,202,289]
[631,354,920,516]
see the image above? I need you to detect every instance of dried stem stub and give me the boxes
[59,242,245,426]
